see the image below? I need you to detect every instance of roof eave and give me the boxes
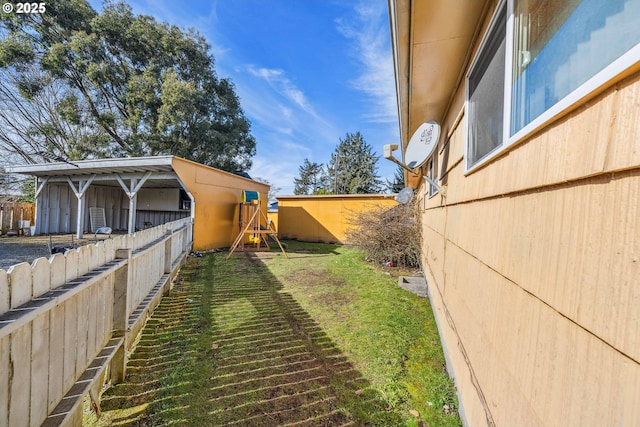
[388,0,489,150]
[6,155,175,176]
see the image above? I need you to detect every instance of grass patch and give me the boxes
[88,242,460,426]
[266,242,460,426]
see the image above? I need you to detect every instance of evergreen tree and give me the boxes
[386,165,405,193]
[293,159,327,195]
[19,177,35,203]
[327,132,382,194]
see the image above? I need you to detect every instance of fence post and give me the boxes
[164,229,173,274]
[111,248,131,383]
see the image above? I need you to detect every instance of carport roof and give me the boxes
[7,155,182,188]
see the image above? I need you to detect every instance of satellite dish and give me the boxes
[404,120,440,169]
[395,187,414,205]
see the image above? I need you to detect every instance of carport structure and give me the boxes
[9,156,192,239]
[8,155,269,250]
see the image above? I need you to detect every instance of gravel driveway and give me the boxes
[0,234,97,270]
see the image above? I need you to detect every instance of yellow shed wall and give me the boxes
[277,196,398,244]
[171,157,268,251]
[417,63,640,425]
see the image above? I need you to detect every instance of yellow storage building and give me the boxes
[276,194,398,244]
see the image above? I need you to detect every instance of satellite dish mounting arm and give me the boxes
[383,143,443,193]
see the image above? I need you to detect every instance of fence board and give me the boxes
[87,286,98,364]
[128,244,165,316]
[64,250,78,283]
[77,246,90,277]
[93,242,106,269]
[106,239,115,263]
[94,281,105,354]
[0,335,9,426]
[31,258,51,299]
[99,277,112,350]
[10,325,32,426]
[50,253,66,289]
[30,313,50,427]
[0,270,8,315]
[75,289,89,377]
[62,298,77,392]
[92,244,104,271]
[9,263,32,308]
[48,304,64,413]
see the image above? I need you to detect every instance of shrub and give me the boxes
[346,198,421,268]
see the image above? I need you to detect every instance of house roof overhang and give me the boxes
[388,0,489,150]
[7,155,183,189]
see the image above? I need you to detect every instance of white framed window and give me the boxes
[465,0,640,172]
[466,3,507,170]
[427,156,439,197]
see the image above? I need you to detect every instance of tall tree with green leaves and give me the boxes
[327,132,382,194]
[0,0,256,173]
[293,158,328,195]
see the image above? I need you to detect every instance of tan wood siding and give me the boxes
[415,37,640,427]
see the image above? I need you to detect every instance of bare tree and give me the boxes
[253,177,281,201]
[0,68,108,165]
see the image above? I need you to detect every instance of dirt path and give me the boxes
[91,252,403,426]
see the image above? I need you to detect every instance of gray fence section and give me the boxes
[0,217,193,427]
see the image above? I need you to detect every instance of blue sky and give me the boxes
[89,0,400,195]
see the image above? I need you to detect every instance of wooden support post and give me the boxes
[67,175,96,239]
[116,172,152,235]
[260,209,288,258]
[227,207,261,258]
[32,177,49,236]
[127,187,137,235]
[89,381,102,417]
[164,229,173,274]
[111,248,130,383]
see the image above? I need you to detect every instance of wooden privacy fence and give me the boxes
[0,202,35,234]
[0,217,193,427]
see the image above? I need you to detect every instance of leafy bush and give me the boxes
[346,198,422,268]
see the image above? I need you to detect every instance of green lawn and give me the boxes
[89,242,460,426]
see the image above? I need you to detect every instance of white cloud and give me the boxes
[246,66,320,118]
[249,157,298,195]
[336,1,398,124]
[235,69,336,194]
[234,64,339,148]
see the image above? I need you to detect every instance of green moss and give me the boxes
[90,243,460,427]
